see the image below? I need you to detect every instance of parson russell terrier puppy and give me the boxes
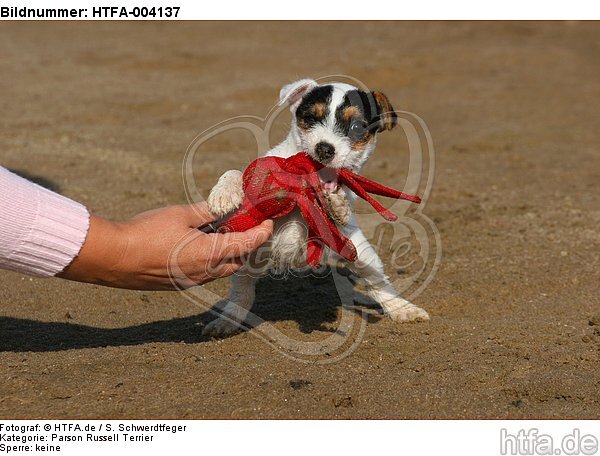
[203,78,429,337]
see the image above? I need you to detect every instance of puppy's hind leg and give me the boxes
[345,224,429,323]
[207,170,244,217]
[202,273,257,338]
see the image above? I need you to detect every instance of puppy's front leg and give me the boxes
[202,273,257,337]
[207,170,244,217]
[325,190,351,226]
[344,222,429,322]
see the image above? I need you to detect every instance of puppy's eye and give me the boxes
[349,120,367,138]
[297,114,315,130]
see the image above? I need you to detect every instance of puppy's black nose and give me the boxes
[315,141,335,162]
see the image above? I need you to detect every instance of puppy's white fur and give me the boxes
[204,80,429,337]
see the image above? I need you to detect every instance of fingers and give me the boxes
[169,258,244,289]
[168,218,273,288]
[209,219,273,260]
[208,258,244,280]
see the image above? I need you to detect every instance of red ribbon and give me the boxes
[217,152,421,267]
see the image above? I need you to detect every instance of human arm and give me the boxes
[0,166,271,290]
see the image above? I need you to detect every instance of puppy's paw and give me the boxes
[207,170,244,217]
[386,301,430,323]
[325,191,351,226]
[202,318,244,338]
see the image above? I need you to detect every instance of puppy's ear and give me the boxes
[372,91,398,132]
[279,78,317,111]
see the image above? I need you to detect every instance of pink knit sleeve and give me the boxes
[0,167,90,277]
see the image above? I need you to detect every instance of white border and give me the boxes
[0,420,598,456]
[1,0,598,20]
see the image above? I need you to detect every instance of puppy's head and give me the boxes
[279,79,397,177]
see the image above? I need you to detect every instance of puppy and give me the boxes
[204,79,429,337]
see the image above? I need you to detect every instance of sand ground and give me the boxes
[0,22,598,419]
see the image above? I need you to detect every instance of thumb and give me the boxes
[212,219,274,260]
[180,202,218,228]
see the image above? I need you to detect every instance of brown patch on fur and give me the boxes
[373,91,396,131]
[342,106,361,121]
[298,102,327,130]
[310,102,327,119]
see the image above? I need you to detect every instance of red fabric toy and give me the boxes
[217,152,421,267]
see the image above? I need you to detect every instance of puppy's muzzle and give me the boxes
[315,141,335,162]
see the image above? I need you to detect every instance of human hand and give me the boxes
[58,203,273,290]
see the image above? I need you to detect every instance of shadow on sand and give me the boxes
[1,269,382,352]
